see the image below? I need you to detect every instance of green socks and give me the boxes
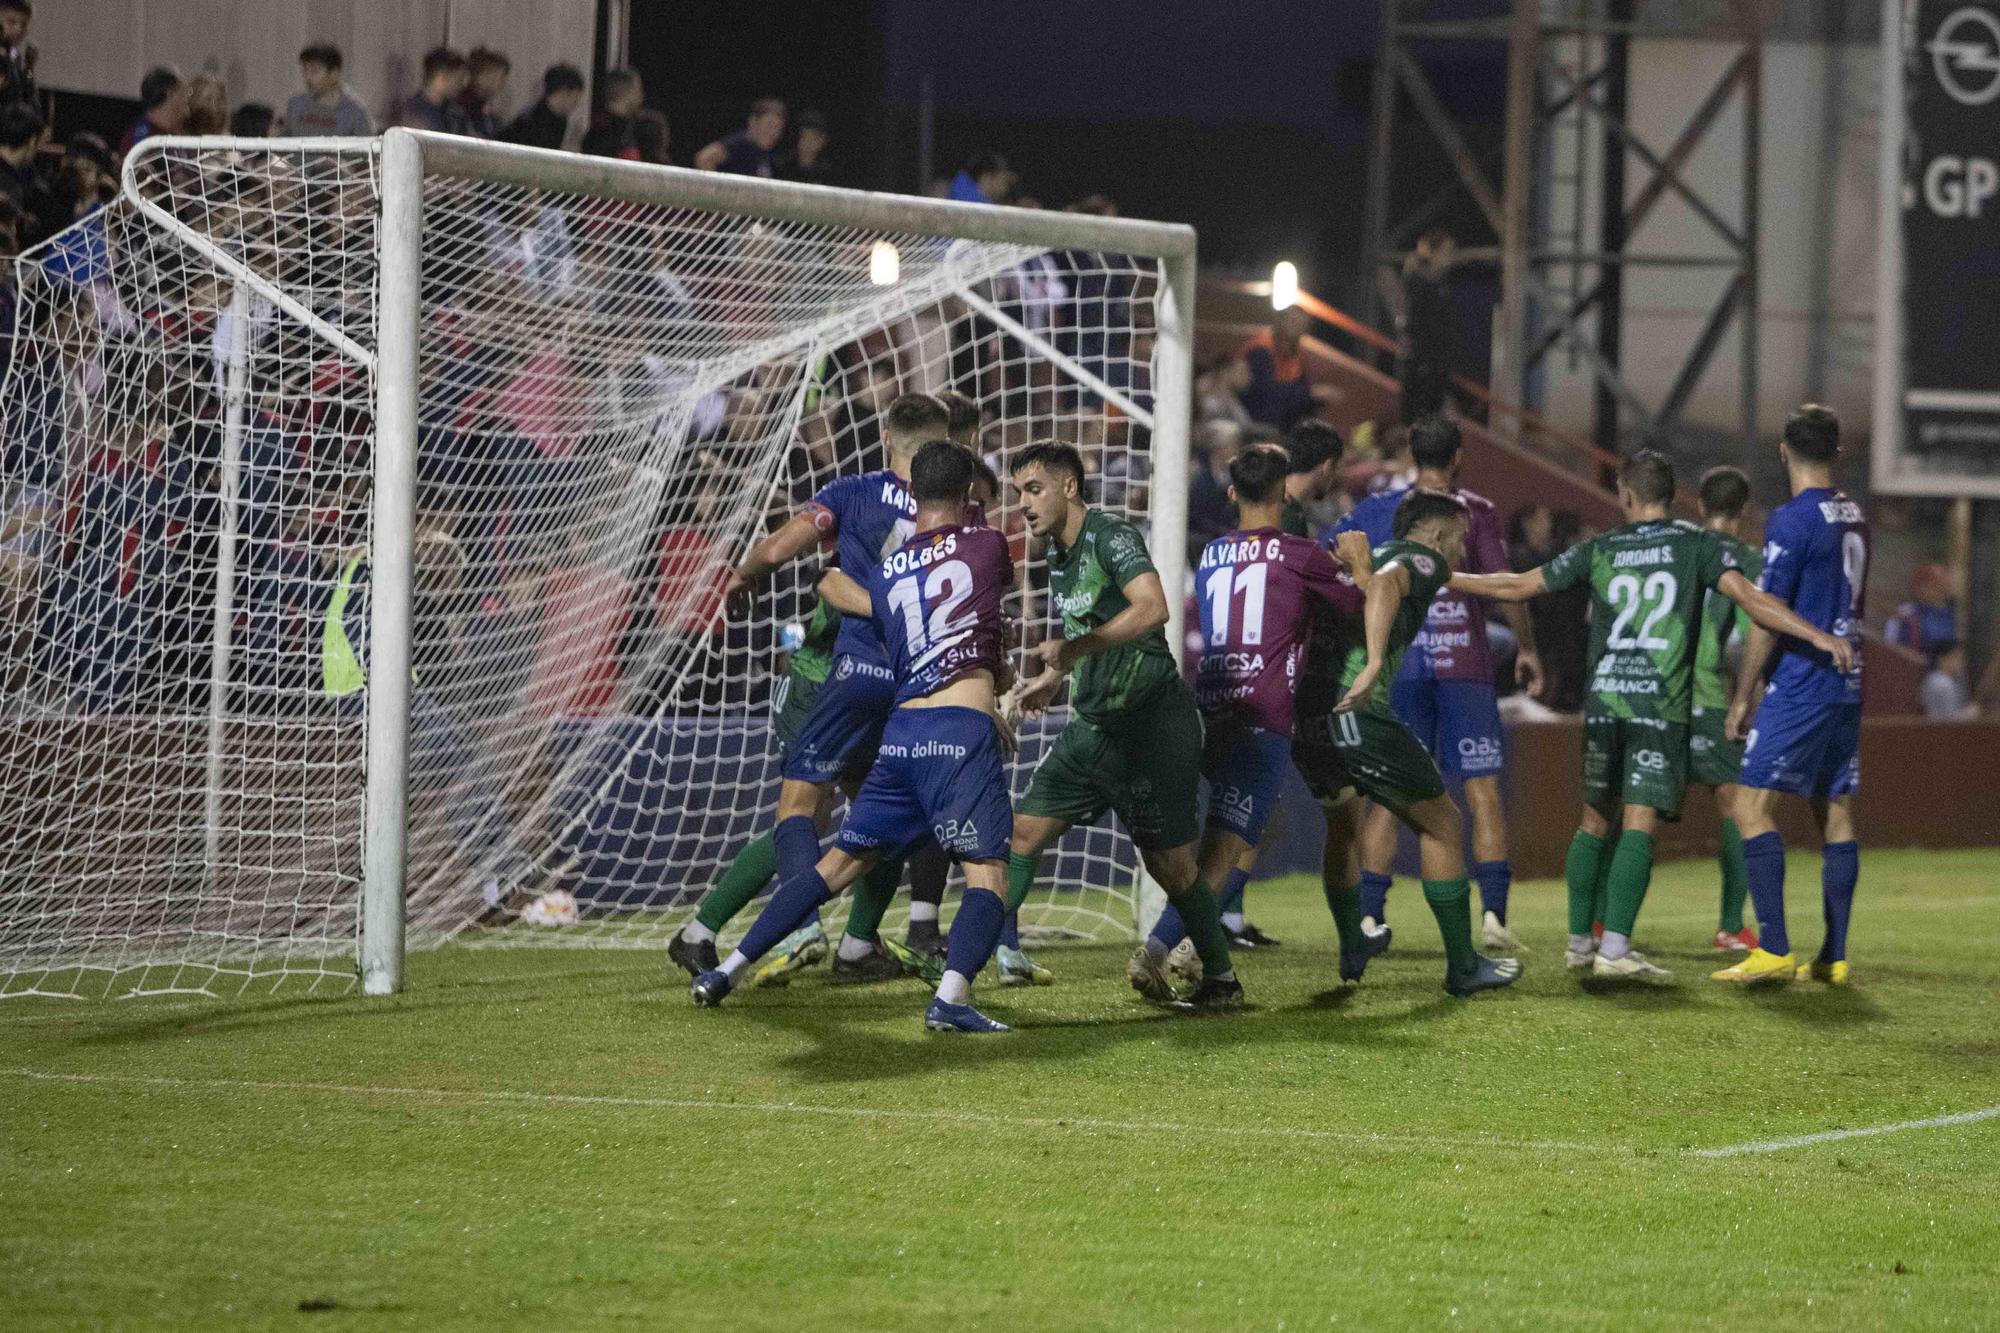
[697,830,779,932]
[1323,880,1363,953]
[1168,875,1235,979]
[842,857,904,942]
[1718,818,1748,933]
[1602,830,1655,939]
[1005,850,1038,913]
[1421,877,1477,974]
[1563,830,1606,937]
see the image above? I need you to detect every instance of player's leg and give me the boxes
[1438,680,1516,951]
[1713,698,1839,984]
[1564,797,1616,968]
[1360,674,1435,934]
[903,840,951,955]
[1588,719,1683,979]
[919,709,1020,1033]
[1220,840,1280,949]
[1357,802,1399,936]
[1293,733,1385,981]
[691,843,878,1007]
[673,783,835,977]
[830,837,913,985]
[1004,717,1126,986]
[1799,794,1857,983]
[1712,782,1757,950]
[753,778,852,987]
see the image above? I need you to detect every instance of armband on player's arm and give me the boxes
[1446,567,1546,602]
[816,568,871,617]
[730,513,823,591]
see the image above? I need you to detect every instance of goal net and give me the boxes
[0,130,1194,998]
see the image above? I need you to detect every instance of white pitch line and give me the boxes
[1690,1105,2000,1158]
[0,1066,1605,1156]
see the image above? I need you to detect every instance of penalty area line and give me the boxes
[0,1066,1608,1157]
[1691,1105,2000,1158]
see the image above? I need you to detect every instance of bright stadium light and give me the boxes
[870,239,900,286]
[1271,260,1298,311]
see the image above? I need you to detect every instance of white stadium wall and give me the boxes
[1538,38,1882,442]
[30,0,595,140]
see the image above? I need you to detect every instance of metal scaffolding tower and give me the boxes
[1358,0,1768,457]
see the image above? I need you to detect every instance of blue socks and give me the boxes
[1359,870,1393,922]
[1743,831,1788,957]
[773,815,820,884]
[1472,860,1512,924]
[945,887,1008,982]
[735,868,833,965]
[1820,841,1859,962]
[1217,867,1250,919]
[1000,909,1021,951]
[1148,903,1187,952]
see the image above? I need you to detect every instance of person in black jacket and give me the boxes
[1399,230,1459,424]
[503,63,584,151]
[0,0,35,115]
[580,68,644,160]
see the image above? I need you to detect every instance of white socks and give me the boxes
[719,949,749,977]
[936,970,971,1005]
[1568,933,1596,955]
[837,933,876,962]
[1599,931,1630,960]
[908,901,939,924]
[1221,912,1245,933]
[682,921,716,945]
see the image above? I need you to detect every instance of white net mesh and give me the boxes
[0,136,1176,997]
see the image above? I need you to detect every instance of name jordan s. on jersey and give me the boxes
[1760,486,1867,705]
[868,524,1013,704]
[1539,519,1739,723]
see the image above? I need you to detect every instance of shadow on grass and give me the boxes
[1739,983,1888,1028]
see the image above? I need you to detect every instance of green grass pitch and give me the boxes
[4,848,1998,1330]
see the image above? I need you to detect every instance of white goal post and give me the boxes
[0,128,1195,999]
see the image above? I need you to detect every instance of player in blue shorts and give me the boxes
[669,393,948,984]
[691,442,1023,1033]
[1331,414,1543,952]
[1714,406,1869,986]
[1132,443,1362,1005]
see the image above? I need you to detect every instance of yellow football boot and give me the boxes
[1710,947,1796,984]
[1796,958,1849,985]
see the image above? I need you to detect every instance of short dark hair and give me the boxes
[910,439,977,503]
[1285,418,1342,474]
[1228,442,1291,505]
[299,43,342,72]
[883,392,949,442]
[796,108,828,134]
[1393,488,1468,541]
[543,63,585,96]
[1408,412,1462,470]
[749,96,785,119]
[229,103,275,138]
[422,47,467,82]
[0,101,42,151]
[1011,441,1086,492]
[64,130,111,173]
[140,66,183,110]
[1699,465,1752,519]
[965,447,1001,499]
[1620,450,1677,506]
[1784,404,1841,463]
[0,1,31,17]
[939,388,982,439]
[468,47,510,75]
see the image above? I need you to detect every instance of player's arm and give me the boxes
[1718,570,1852,670]
[1446,566,1548,602]
[1332,529,1375,591]
[726,513,822,598]
[692,138,728,171]
[1029,570,1168,675]
[1727,623,1779,741]
[1501,600,1543,696]
[1337,560,1409,711]
[817,568,870,617]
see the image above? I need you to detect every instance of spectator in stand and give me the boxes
[230,103,276,138]
[121,66,188,153]
[185,73,227,136]
[1186,418,1245,563]
[1510,504,1591,713]
[950,150,1015,205]
[1234,304,1332,431]
[1922,640,1977,720]
[1885,562,1957,657]
[1399,229,1459,422]
[504,63,584,151]
[0,101,56,247]
[393,47,469,134]
[580,68,643,160]
[0,0,35,115]
[285,44,372,137]
[693,97,785,177]
[458,47,511,139]
[774,108,832,186]
[633,108,670,165]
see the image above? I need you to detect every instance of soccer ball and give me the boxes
[520,890,580,928]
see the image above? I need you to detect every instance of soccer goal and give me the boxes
[0,129,1195,998]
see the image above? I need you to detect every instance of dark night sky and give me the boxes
[636,0,1509,307]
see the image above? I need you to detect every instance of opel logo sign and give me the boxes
[1928,6,2000,106]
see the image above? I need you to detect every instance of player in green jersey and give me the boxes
[1450,452,1851,980]
[1293,489,1522,996]
[1005,442,1245,1012]
[1690,466,1764,953]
